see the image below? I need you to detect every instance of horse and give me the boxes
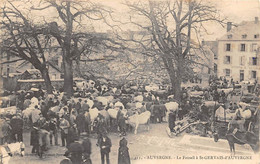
[0,142,25,164]
[213,121,259,155]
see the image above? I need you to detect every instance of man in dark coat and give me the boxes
[81,133,92,162]
[97,133,112,164]
[40,102,48,119]
[95,114,107,139]
[75,112,86,135]
[0,118,12,144]
[118,137,131,164]
[213,89,219,102]
[117,107,127,136]
[59,116,70,147]
[49,117,58,145]
[220,90,226,103]
[10,114,24,142]
[168,110,176,133]
[47,98,55,110]
[67,138,84,164]
[81,100,90,112]
[67,123,78,147]
[75,99,82,113]
[30,125,40,154]
[150,101,164,123]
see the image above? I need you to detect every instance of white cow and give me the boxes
[95,96,114,106]
[164,102,179,112]
[203,101,219,107]
[164,102,179,122]
[145,84,159,92]
[114,101,125,109]
[107,108,128,119]
[107,108,118,119]
[135,102,143,109]
[89,108,100,122]
[126,111,151,134]
[133,95,143,102]
[217,88,233,94]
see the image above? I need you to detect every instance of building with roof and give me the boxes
[217,17,260,83]
[0,51,63,80]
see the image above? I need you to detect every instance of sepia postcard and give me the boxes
[0,0,259,164]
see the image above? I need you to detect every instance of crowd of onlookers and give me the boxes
[0,76,258,163]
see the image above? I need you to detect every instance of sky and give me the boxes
[97,0,260,40]
[2,0,260,41]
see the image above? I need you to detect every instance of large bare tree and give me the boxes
[31,0,117,97]
[123,0,225,101]
[1,1,54,93]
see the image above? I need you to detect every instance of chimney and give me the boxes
[227,22,232,32]
[255,17,259,24]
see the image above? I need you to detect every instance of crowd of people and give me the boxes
[0,76,258,163]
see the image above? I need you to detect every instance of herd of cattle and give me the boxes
[0,79,258,137]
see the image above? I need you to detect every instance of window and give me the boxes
[242,34,247,39]
[240,56,245,65]
[226,43,231,51]
[252,71,257,78]
[227,34,232,39]
[240,44,246,51]
[225,69,230,77]
[252,43,258,51]
[252,57,257,65]
[254,34,259,39]
[224,56,231,64]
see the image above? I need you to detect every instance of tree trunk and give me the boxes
[174,73,182,102]
[63,58,74,97]
[63,1,74,97]
[40,68,53,94]
[174,57,184,102]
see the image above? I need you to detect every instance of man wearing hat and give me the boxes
[67,137,83,164]
[117,107,127,136]
[59,116,70,147]
[81,132,92,162]
[10,113,24,142]
[168,110,176,133]
[0,118,11,144]
[67,123,78,147]
[97,132,112,164]
[95,113,107,139]
[30,123,40,154]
